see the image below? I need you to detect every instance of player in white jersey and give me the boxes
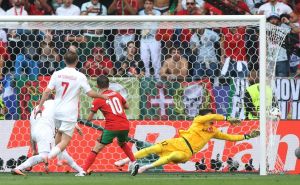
[35,50,108,176]
[12,99,85,176]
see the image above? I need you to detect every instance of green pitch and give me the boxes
[1,173,299,185]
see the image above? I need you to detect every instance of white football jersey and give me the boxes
[47,67,92,122]
[257,2,292,17]
[30,100,56,136]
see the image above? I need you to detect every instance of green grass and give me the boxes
[1,172,300,185]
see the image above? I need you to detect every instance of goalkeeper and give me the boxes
[114,109,260,174]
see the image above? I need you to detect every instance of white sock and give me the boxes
[48,146,61,159]
[116,157,130,166]
[138,164,152,173]
[61,150,83,172]
[16,154,45,170]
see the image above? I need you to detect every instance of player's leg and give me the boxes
[138,151,188,173]
[83,130,114,173]
[12,135,53,175]
[12,152,48,176]
[57,150,85,176]
[140,40,151,77]
[115,143,163,167]
[48,121,76,159]
[116,130,139,176]
[149,40,161,79]
[117,130,136,162]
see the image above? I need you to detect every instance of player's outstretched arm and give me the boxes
[35,88,52,118]
[86,111,96,122]
[86,90,109,100]
[214,129,260,141]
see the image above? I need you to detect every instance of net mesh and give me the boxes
[265,23,290,174]
[0,18,288,174]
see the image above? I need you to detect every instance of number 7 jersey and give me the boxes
[91,89,129,131]
[47,67,92,122]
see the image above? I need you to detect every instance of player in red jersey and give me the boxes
[82,75,139,176]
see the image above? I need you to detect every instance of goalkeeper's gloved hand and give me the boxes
[226,116,241,126]
[244,130,260,140]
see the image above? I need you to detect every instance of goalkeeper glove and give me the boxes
[226,116,241,126]
[244,130,260,140]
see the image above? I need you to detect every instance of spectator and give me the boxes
[153,0,173,15]
[0,74,18,120]
[108,0,138,61]
[81,47,114,77]
[190,28,220,78]
[24,0,54,15]
[14,30,43,80]
[81,0,107,15]
[51,0,63,12]
[160,47,188,82]
[50,28,85,68]
[55,0,80,16]
[176,0,204,12]
[38,41,61,75]
[0,30,7,45]
[257,0,296,22]
[115,41,144,78]
[0,87,7,120]
[0,42,9,80]
[176,0,203,15]
[139,0,161,79]
[6,0,28,15]
[175,0,204,60]
[244,0,265,14]
[108,0,138,15]
[220,26,249,78]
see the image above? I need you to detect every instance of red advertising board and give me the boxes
[1,120,299,173]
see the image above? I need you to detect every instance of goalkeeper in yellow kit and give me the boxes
[114,109,260,174]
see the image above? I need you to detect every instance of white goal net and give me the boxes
[0,16,290,175]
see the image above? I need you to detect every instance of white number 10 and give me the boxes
[107,97,123,115]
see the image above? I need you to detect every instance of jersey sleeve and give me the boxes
[193,114,225,125]
[120,94,127,105]
[213,129,245,141]
[90,99,102,113]
[80,74,92,93]
[47,72,57,90]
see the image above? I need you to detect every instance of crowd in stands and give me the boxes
[1,0,300,120]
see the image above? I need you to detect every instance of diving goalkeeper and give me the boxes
[114,109,260,174]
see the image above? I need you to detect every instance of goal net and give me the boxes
[0,16,289,175]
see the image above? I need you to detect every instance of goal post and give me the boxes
[0,15,289,175]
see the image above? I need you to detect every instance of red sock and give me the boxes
[121,143,135,162]
[83,151,97,172]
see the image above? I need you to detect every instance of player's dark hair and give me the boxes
[198,109,214,116]
[97,75,109,89]
[144,0,154,3]
[64,51,78,65]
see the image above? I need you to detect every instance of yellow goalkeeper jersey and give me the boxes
[179,114,245,154]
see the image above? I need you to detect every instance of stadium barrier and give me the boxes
[0,120,299,173]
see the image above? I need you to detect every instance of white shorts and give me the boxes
[55,119,76,137]
[31,127,54,153]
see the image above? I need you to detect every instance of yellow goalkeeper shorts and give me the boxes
[158,138,192,163]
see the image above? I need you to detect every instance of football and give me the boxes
[269,107,281,119]
[295,147,300,159]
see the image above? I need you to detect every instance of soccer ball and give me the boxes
[295,147,300,159]
[269,107,281,119]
